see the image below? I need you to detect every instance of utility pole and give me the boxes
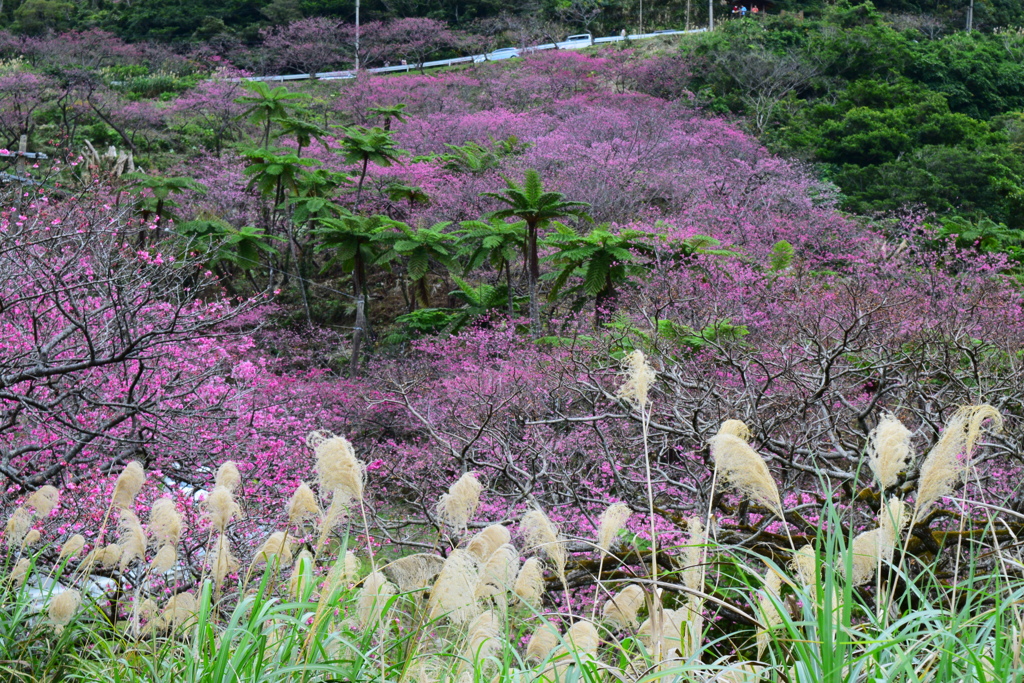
[640,0,643,34]
[355,0,361,71]
[709,0,714,30]
[966,0,973,31]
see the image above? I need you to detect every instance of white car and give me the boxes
[474,47,520,63]
[560,33,593,47]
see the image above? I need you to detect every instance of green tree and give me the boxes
[368,103,408,132]
[374,221,459,310]
[121,173,207,240]
[456,217,527,318]
[313,213,390,301]
[235,81,310,149]
[274,116,330,157]
[542,223,655,327]
[481,169,591,333]
[335,126,402,210]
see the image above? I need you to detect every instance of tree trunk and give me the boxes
[505,260,514,319]
[355,156,369,210]
[527,222,541,336]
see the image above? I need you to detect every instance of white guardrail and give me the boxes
[244,28,707,82]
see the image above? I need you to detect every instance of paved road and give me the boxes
[246,28,707,82]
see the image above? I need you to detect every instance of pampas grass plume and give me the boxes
[475,543,519,600]
[211,533,238,594]
[148,498,183,549]
[521,508,566,583]
[602,584,644,629]
[709,431,783,518]
[100,543,122,569]
[565,620,600,655]
[868,414,913,492]
[150,545,177,575]
[617,349,656,408]
[9,558,30,587]
[22,529,41,548]
[287,482,321,525]
[915,405,1003,517]
[118,509,147,571]
[514,557,545,607]
[49,589,81,635]
[791,545,817,587]
[5,507,32,548]
[683,516,705,593]
[27,485,59,518]
[383,553,445,593]
[59,534,85,561]
[463,610,501,674]
[467,524,511,561]
[756,567,784,658]
[356,571,396,630]
[597,503,631,553]
[719,419,751,441]
[251,531,293,571]
[436,472,483,531]
[289,550,314,599]
[163,591,198,630]
[206,486,241,533]
[215,461,241,492]
[426,549,480,624]
[311,431,365,503]
[526,624,560,662]
[112,461,145,509]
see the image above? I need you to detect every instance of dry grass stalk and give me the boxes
[617,349,656,408]
[602,584,644,629]
[215,461,241,492]
[49,588,81,635]
[597,503,632,553]
[756,567,784,659]
[467,524,511,561]
[59,534,86,561]
[719,419,751,441]
[426,549,480,624]
[868,414,913,492]
[206,486,241,534]
[526,623,560,662]
[289,550,315,599]
[356,571,396,630]
[27,485,60,518]
[915,405,1003,518]
[117,509,147,571]
[436,472,483,531]
[520,509,566,586]
[311,431,365,503]
[514,557,545,607]
[250,531,294,572]
[148,498,183,549]
[287,482,321,525]
[5,506,32,549]
[9,558,30,587]
[709,431,783,518]
[474,543,519,600]
[111,461,146,509]
[150,545,177,575]
[382,553,445,593]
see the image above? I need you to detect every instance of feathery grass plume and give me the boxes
[383,553,445,593]
[617,349,656,408]
[719,419,751,441]
[426,548,480,624]
[100,543,122,569]
[879,497,909,545]
[462,610,502,678]
[565,620,600,656]
[5,506,32,548]
[849,528,886,586]
[49,588,81,635]
[682,516,706,594]
[139,598,158,622]
[756,566,784,659]
[250,531,294,573]
[206,486,241,533]
[708,431,783,518]
[9,558,30,587]
[162,591,198,631]
[342,550,361,583]
[638,608,686,653]
[475,543,520,600]
[915,405,1003,518]
[117,509,147,571]
[150,545,176,575]
[287,482,321,525]
[311,431,365,503]
[59,534,86,561]
[27,485,60,518]
[868,413,913,492]
[791,544,817,586]
[436,472,483,531]
[526,623,561,662]
[514,556,546,607]
[520,508,566,585]
[22,529,41,548]
[148,498,183,549]
[597,503,632,553]
[602,584,645,629]
[467,524,511,562]
[210,533,238,595]
[215,461,241,492]
[111,461,146,509]
[289,550,315,599]
[356,571,397,630]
